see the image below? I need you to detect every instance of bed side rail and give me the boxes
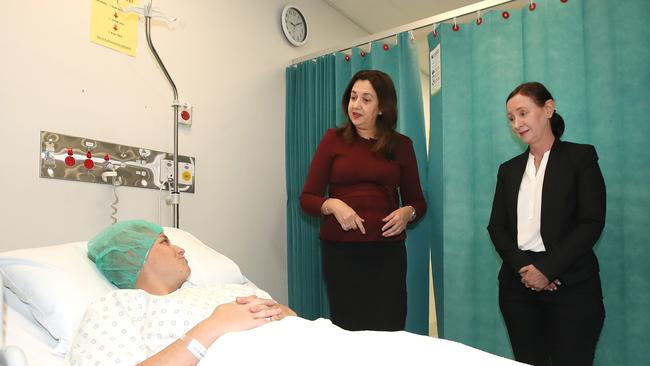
[0,276,28,366]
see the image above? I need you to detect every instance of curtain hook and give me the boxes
[408,30,415,41]
[432,23,438,38]
[452,17,459,32]
[476,10,483,26]
[529,0,537,11]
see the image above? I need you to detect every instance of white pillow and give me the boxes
[0,241,114,354]
[0,227,247,355]
[163,227,247,286]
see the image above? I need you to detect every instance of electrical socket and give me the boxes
[160,159,195,188]
[160,159,174,185]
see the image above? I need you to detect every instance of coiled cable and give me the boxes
[110,178,120,224]
[102,170,120,225]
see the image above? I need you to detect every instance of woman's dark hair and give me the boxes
[337,70,398,158]
[506,81,565,138]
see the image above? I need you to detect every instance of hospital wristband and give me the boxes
[180,334,207,360]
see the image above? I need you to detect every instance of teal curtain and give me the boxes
[285,55,336,320]
[427,0,650,364]
[286,32,431,334]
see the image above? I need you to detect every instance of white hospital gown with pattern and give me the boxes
[66,283,270,365]
[67,285,526,366]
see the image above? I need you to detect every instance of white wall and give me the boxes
[0,0,367,304]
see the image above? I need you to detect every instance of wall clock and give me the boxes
[281,5,308,47]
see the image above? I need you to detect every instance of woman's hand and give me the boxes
[322,198,366,234]
[543,279,562,291]
[381,206,413,237]
[518,264,550,291]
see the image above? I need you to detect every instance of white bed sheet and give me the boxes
[208,316,526,365]
[4,287,525,366]
[4,289,65,366]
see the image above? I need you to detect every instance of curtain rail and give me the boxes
[291,0,515,65]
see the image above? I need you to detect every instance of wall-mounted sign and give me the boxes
[90,0,139,56]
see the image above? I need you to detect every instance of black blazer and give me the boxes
[487,139,606,286]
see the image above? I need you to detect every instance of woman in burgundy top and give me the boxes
[300,70,426,331]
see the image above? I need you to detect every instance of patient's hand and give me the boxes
[137,298,282,366]
[210,299,282,336]
[236,295,278,313]
[276,303,298,318]
[237,295,297,319]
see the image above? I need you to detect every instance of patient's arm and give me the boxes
[137,298,282,366]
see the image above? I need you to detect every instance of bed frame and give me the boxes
[0,277,28,366]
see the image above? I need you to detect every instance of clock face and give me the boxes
[282,6,307,46]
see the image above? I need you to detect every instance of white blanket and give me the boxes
[67,284,524,365]
[210,317,525,365]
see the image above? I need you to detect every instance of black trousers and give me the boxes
[499,267,605,366]
[321,240,407,331]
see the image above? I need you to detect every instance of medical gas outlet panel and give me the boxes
[39,131,195,193]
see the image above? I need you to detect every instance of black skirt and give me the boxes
[321,239,407,331]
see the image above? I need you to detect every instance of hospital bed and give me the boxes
[0,228,526,366]
[2,285,53,366]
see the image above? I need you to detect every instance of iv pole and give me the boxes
[121,1,181,228]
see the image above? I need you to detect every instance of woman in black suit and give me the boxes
[487,82,606,366]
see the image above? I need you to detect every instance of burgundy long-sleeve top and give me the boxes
[300,128,427,242]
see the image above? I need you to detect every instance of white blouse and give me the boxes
[517,150,550,252]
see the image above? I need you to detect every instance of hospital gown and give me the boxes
[68,284,526,366]
[67,283,270,365]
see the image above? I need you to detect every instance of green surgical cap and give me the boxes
[88,220,163,289]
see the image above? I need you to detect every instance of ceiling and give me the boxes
[323,0,492,34]
[320,0,528,73]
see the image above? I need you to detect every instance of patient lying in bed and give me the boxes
[68,220,294,366]
[67,220,524,366]
[69,283,287,365]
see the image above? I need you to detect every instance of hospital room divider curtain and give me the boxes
[285,55,336,320]
[286,32,431,335]
[427,0,650,363]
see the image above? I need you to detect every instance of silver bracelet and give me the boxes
[180,334,207,360]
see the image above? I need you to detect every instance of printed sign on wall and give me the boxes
[90,0,139,56]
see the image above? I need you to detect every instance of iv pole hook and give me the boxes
[120,0,181,228]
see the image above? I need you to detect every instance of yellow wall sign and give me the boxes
[90,0,139,56]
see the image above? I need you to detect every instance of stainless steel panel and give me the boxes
[39,131,195,193]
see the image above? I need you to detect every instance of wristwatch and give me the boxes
[408,206,416,221]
